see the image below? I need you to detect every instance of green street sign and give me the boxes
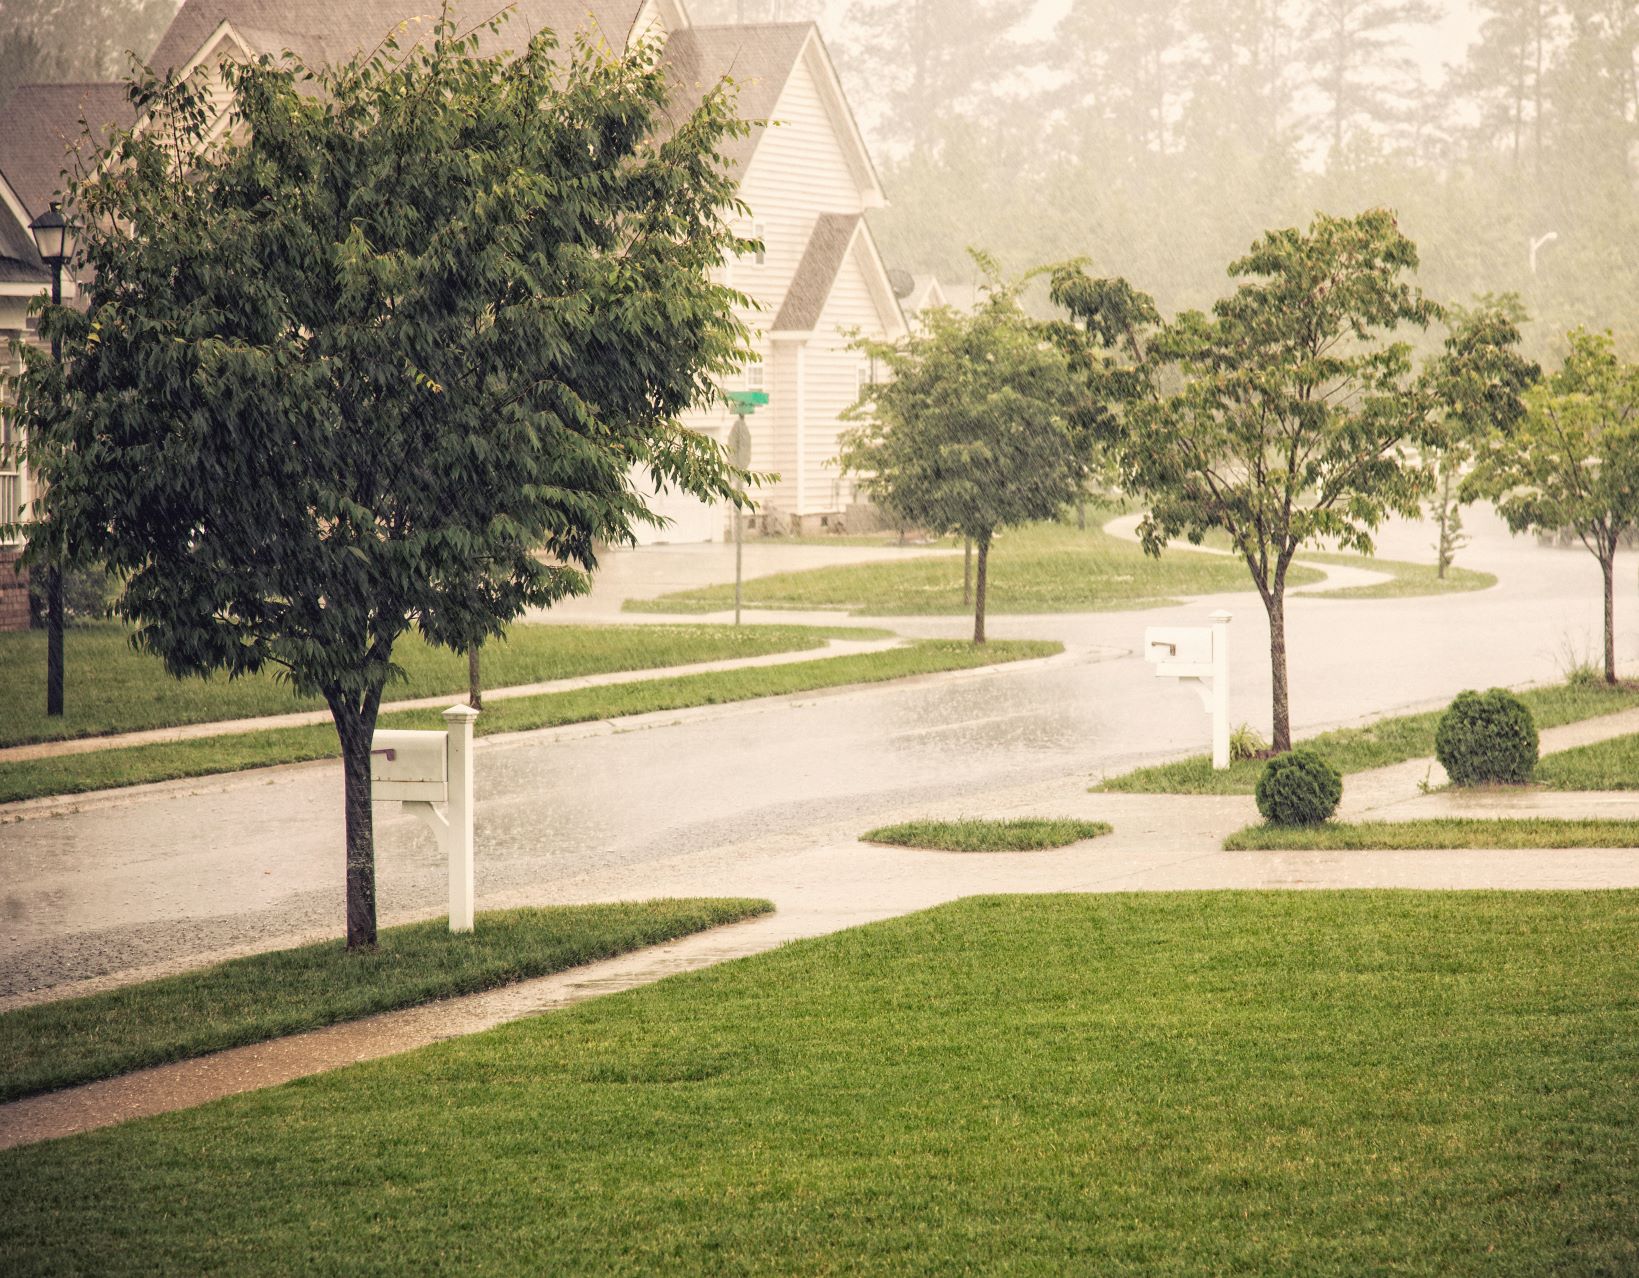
[725,390,770,414]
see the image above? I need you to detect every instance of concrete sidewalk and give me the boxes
[6,711,1638,1152]
[1,635,903,764]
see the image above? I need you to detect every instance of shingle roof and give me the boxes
[0,82,133,219]
[771,212,861,333]
[663,22,812,177]
[148,0,652,74]
[0,213,48,284]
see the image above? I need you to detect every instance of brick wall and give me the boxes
[0,548,30,631]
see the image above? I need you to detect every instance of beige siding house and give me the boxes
[0,0,905,583]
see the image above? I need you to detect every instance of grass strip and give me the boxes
[1297,553,1497,600]
[0,899,771,1104]
[3,892,1636,1275]
[1224,817,1639,851]
[624,521,1323,616]
[861,818,1112,851]
[0,640,1061,806]
[1099,678,1639,794]
[1534,732,1639,791]
[0,622,883,749]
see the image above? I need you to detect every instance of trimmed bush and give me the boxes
[1435,689,1538,786]
[1256,750,1343,826]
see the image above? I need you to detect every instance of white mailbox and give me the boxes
[371,729,449,803]
[370,705,480,933]
[1143,625,1215,678]
[1140,611,1234,770]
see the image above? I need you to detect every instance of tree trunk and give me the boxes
[1265,588,1291,753]
[1602,550,1617,684]
[973,532,990,644]
[45,563,63,717]
[328,696,383,949]
[963,539,972,607]
[468,646,482,710]
[1077,497,1086,531]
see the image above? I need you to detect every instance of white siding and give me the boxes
[800,244,881,515]
[735,49,865,338]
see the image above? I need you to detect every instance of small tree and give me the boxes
[1466,329,1639,684]
[840,269,1081,642]
[1424,297,1539,578]
[11,16,754,948]
[1059,211,1447,752]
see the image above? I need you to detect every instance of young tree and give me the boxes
[840,270,1081,642]
[11,16,754,948]
[1424,297,1539,577]
[1065,210,1447,753]
[1466,329,1639,683]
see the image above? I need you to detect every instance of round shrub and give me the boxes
[1435,689,1538,786]
[1255,750,1343,826]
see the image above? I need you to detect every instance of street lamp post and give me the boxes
[30,201,75,718]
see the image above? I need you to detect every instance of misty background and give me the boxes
[4,0,1634,357]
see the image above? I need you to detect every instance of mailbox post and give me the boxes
[1143,610,1234,770]
[371,704,480,933]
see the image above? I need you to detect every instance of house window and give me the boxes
[752,222,766,266]
[746,358,765,392]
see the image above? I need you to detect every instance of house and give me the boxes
[0,0,906,602]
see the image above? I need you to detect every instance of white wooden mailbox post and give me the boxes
[1143,610,1233,770]
[371,704,480,933]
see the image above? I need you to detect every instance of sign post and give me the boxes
[724,390,767,627]
[1142,610,1234,770]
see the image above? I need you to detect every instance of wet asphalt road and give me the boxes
[3,506,1635,1001]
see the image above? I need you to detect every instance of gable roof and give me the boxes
[772,213,860,333]
[0,82,132,221]
[149,0,655,74]
[664,22,881,204]
[663,22,810,177]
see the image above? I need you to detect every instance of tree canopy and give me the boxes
[840,268,1082,641]
[10,14,756,946]
[1060,209,1474,752]
[1466,328,1639,683]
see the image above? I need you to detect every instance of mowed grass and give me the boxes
[861,818,1112,851]
[1225,818,1639,850]
[0,900,771,1104]
[1099,678,1639,794]
[1297,553,1497,600]
[0,640,1061,806]
[1535,732,1639,791]
[4,892,1637,1275]
[625,521,1324,616]
[0,622,873,748]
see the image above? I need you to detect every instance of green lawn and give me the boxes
[1225,818,1639,850]
[624,521,1324,616]
[861,817,1113,851]
[0,901,771,1104]
[1100,678,1639,794]
[0,640,1062,806]
[1297,553,1497,600]
[1534,732,1639,791]
[0,622,878,748]
[4,892,1636,1275]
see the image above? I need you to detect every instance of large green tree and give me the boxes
[1422,297,1539,578]
[840,269,1082,642]
[1063,210,1459,752]
[1466,328,1639,683]
[11,15,754,948]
